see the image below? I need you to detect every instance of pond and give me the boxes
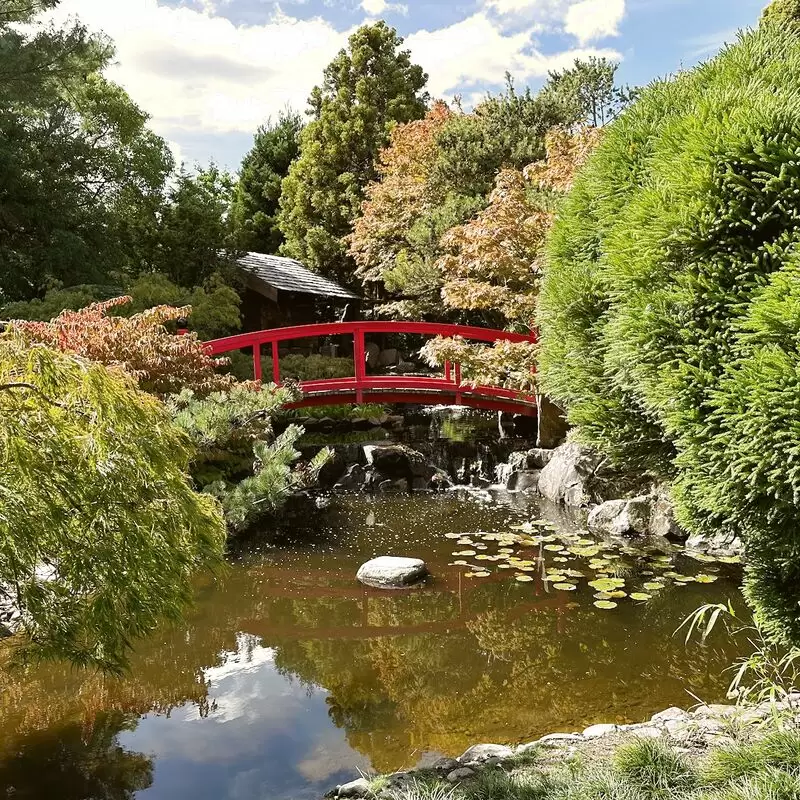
[0,492,746,800]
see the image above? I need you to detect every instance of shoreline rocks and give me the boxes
[326,698,798,798]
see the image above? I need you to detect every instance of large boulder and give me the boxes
[588,497,652,536]
[508,448,556,471]
[537,396,570,449]
[363,444,428,479]
[356,557,428,589]
[649,491,686,540]
[537,443,604,506]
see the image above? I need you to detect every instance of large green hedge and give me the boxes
[538,15,800,642]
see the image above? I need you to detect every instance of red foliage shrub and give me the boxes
[11,297,233,396]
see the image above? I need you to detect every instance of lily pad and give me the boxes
[695,574,718,583]
[594,591,614,600]
[453,550,477,556]
[589,577,625,592]
[718,555,742,564]
[643,582,664,591]
[472,571,491,578]
[608,590,627,599]
[553,556,570,563]
[630,592,652,601]
[515,575,534,583]
[594,600,618,610]
[544,573,567,583]
[544,544,565,552]
[570,546,601,557]
[553,583,577,591]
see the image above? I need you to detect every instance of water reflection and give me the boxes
[0,494,746,799]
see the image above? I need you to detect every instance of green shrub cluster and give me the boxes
[537,16,800,642]
[169,385,331,533]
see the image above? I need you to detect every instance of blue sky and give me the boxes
[51,0,767,171]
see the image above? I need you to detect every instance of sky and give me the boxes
[48,0,768,172]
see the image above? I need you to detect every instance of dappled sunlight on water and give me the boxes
[0,493,746,800]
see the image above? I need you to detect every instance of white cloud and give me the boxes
[48,0,350,139]
[407,11,621,98]
[360,0,408,15]
[44,0,623,167]
[564,0,626,43]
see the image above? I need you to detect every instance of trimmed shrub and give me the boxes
[537,19,800,640]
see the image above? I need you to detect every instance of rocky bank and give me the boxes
[327,698,798,799]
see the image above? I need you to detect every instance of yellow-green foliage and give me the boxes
[0,336,225,671]
[538,21,800,641]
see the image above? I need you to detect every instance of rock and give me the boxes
[506,470,542,493]
[649,493,685,540]
[334,464,367,493]
[458,743,514,764]
[588,496,652,536]
[694,704,739,718]
[686,531,743,556]
[508,448,556,471]
[535,733,584,747]
[582,724,617,739]
[396,360,417,374]
[664,719,694,739]
[632,726,663,739]
[651,707,688,724]
[378,478,408,493]
[365,342,381,370]
[446,768,475,783]
[338,778,372,798]
[537,396,570,449]
[432,757,461,773]
[363,444,429,480]
[538,443,604,507]
[378,348,400,367]
[356,557,428,589]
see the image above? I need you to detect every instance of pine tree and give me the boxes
[232,111,303,254]
[278,22,428,288]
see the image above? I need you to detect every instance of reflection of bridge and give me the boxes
[237,565,569,643]
[205,322,538,416]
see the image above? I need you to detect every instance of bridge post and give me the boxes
[253,345,262,382]
[271,341,280,384]
[454,362,462,405]
[444,360,452,382]
[354,328,366,404]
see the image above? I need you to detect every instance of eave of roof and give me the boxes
[237,252,359,300]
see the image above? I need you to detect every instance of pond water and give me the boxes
[0,492,746,800]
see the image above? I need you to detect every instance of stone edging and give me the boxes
[328,698,799,798]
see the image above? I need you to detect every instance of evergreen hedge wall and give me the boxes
[537,17,800,642]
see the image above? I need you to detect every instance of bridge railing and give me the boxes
[205,321,538,415]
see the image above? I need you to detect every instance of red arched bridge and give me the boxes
[205,321,538,416]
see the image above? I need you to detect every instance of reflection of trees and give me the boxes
[269,583,743,772]
[0,523,747,781]
[0,711,152,800]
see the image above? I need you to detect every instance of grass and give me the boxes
[703,731,800,784]
[372,732,800,800]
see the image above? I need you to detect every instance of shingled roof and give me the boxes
[237,252,358,300]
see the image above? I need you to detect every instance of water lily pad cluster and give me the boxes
[445,520,740,612]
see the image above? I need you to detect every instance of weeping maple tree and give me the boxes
[421,127,602,390]
[0,334,226,671]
